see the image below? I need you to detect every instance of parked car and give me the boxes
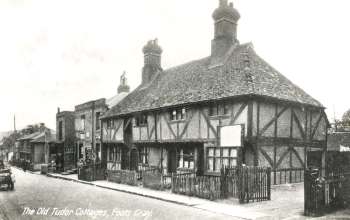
[0,167,15,190]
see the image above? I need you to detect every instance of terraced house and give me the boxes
[101,0,328,184]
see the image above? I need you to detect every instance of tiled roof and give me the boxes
[104,43,322,118]
[106,92,129,108]
[30,132,56,143]
[18,132,42,141]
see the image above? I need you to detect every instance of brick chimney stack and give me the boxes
[211,0,240,59]
[142,39,162,84]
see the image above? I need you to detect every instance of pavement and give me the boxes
[46,172,270,220]
[19,168,350,220]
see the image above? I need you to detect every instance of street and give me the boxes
[0,167,241,220]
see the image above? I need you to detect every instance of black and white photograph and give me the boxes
[0,0,350,219]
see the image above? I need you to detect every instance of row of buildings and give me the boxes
[11,1,329,183]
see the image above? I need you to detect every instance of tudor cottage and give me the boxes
[101,0,328,184]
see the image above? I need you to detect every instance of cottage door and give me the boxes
[130,148,138,171]
[168,148,177,173]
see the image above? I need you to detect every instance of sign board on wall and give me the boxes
[220,125,243,147]
[340,145,350,152]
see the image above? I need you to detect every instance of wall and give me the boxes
[132,101,248,143]
[75,100,108,163]
[251,100,328,184]
[102,118,124,143]
[33,143,45,164]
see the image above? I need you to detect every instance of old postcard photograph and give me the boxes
[0,0,350,219]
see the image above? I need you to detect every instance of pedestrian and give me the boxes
[23,159,27,172]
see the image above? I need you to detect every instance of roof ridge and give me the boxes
[163,56,210,72]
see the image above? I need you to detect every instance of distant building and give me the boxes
[56,73,130,171]
[17,131,42,162]
[56,110,75,171]
[30,131,56,170]
[15,124,55,170]
[328,132,350,152]
[101,0,328,184]
[75,98,108,164]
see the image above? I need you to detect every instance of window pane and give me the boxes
[215,158,221,171]
[208,148,214,156]
[223,149,229,157]
[230,159,237,167]
[208,158,214,171]
[189,161,194,169]
[184,161,188,168]
[223,158,229,168]
[223,104,229,115]
[231,149,237,157]
[215,149,221,157]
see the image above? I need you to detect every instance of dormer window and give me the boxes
[135,114,148,126]
[170,108,186,121]
[209,103,229,116]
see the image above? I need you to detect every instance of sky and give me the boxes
[0,0,349,132]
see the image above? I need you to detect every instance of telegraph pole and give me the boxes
[14,115,16,132]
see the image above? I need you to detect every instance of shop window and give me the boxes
[170,108,186,121]
[135,114,148,126]
[138,146,149,164]
[207,147,237,171]
[177,148,194,169]
[209,103,229,116]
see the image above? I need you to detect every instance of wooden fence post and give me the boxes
[267,167,271,200]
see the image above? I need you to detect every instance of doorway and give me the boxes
[130,148,138,171]
[168,148,177,173]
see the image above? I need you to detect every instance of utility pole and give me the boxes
[14,115,16,132]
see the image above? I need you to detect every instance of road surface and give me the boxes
[0,167,240,220]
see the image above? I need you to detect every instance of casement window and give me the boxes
[108,146,122,162]
[81,115,86,130]
[207,147,238,171]
[170,108,186,121]
[107,119,115,129]
[177,148,194,169]
[135,114,148,126]
[138,146,149,164]
[209,103,229,116]
[95,112,101,130]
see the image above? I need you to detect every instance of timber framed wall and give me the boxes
[250,99,327,184]
[101,96,328,183]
